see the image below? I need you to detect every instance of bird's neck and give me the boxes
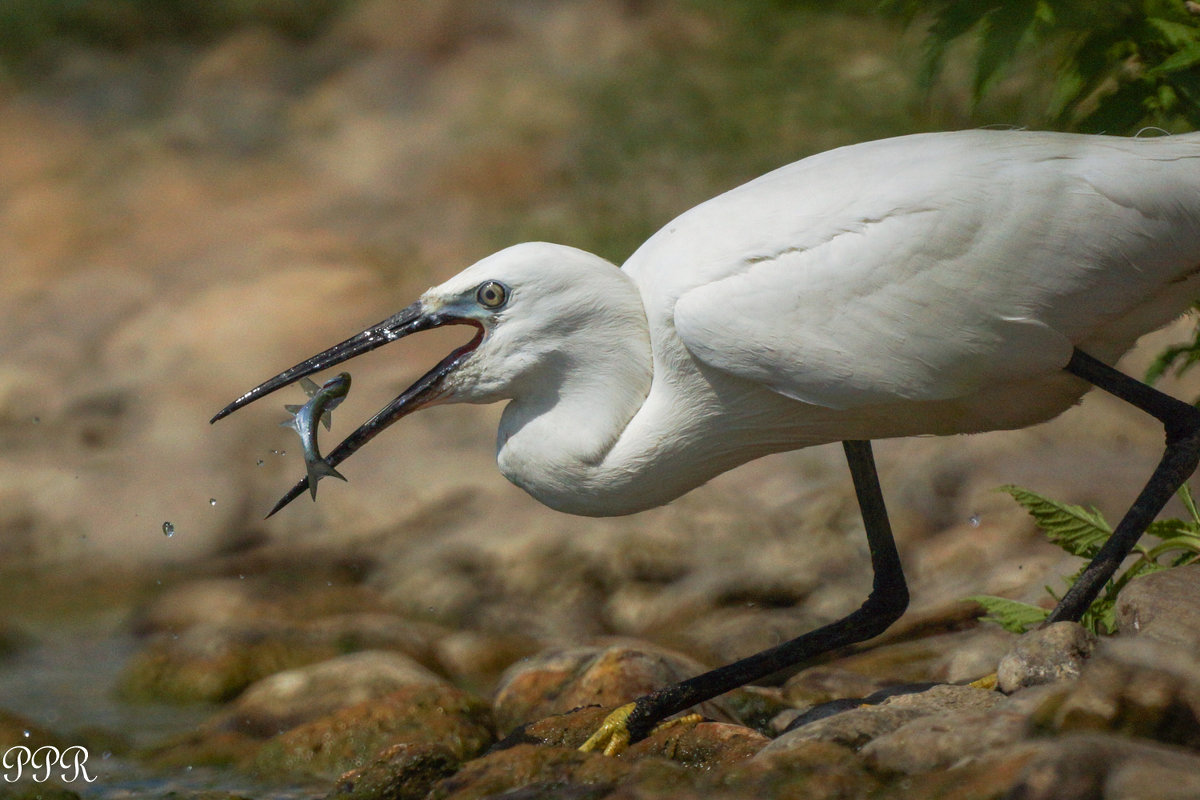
[494,287,653,513]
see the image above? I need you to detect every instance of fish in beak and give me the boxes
[211,301,484,516]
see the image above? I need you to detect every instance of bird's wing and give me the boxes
[656,130,1200,409]
[672,211,1074,409]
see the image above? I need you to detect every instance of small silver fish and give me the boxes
[280,372,352,499]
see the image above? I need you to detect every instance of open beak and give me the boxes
[210,301,483,516]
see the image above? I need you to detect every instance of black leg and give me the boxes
[615,439,909,743]
[1045,348,1200,623]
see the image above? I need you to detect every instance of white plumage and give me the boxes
[217,129,1200,520]
[214,128,1200,749]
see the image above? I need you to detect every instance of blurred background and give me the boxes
[0,0,1197,793]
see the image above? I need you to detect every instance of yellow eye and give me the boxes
[476,280,508,309]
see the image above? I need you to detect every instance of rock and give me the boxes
[626,720,769,766]
[127,578,276,635]
[783,665,894,709]
[490,644,733,735]
[861,708,1028,773]
[762,684,1003,754]
[1116,564,1200,648]
[490,703,766,775]
[997,621,1097,693]
[1033,637,1200,749]
[432,629,541,694]
[1007,732,1200,800]
[119,583,443,705]
[723,685,792,736]
[117,621,349,704]
[329,742,461,800]
[251,684,493,779]
[889,742,1041,800]
[213,650,447,737]
[733,739,883,799]
[424,742,698,800]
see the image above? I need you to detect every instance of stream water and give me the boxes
[0,574,325,799]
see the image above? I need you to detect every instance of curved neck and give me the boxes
[495,270,653,509]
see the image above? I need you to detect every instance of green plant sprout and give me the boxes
[969,483,1200,635]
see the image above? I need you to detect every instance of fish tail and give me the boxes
[312,459,347,483]
[304,458,347,500]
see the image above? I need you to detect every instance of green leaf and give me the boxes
[974,0,1040,101]
[968,595,1049,633]
[1148,42,1200,76]
[1144,517,1200,540]
[999,485,1112,557]
[1080,594,1117,635]
[1145,17,1200,50]
[1180,483,1200,525]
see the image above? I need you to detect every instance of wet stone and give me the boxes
[1006,732,1200,800]
[626,719,768,767]
[1033,636,1200,748]
[860,708,1029,774]
[424,742,695,800]
[117,621,349,704]
[735,739,883,799]
[997,621,1097,694]
[329,741,460,800]
[212,650,447,737]
[251,683,494,779]
[1115,563,1200,649]
[782,664,894,709]
[490,643,733,735]
[761,683,1003,755]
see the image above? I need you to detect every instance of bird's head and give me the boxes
[211,242,648,514]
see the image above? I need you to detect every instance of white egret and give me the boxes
[213,129,1200,752]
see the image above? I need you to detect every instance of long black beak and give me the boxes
[211,301,484,516]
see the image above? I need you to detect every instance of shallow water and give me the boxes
[0,576,325,799]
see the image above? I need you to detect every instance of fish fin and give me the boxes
[312,460,347,482]
[284,404,302,414]
[304,459,347,500]
[320,410,333,431]
[298,377,320,397]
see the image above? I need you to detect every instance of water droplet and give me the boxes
[208,498,217,507]
[280,450,287,456]
[968,513,981,528]
[22,730,30,738]
[162,521,175,537]
[256,459,264,467]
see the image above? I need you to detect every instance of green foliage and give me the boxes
[489,2,928,264]
[1145,302,1200,389]
[0,0,347,71]
[883,0,1200,132]
[970,484,1200,635]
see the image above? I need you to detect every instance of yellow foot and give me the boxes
[580,702,635,755]
[579,704,705,756]
[969,672,998,690]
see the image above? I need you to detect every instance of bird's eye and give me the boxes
[476,281,509,309]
